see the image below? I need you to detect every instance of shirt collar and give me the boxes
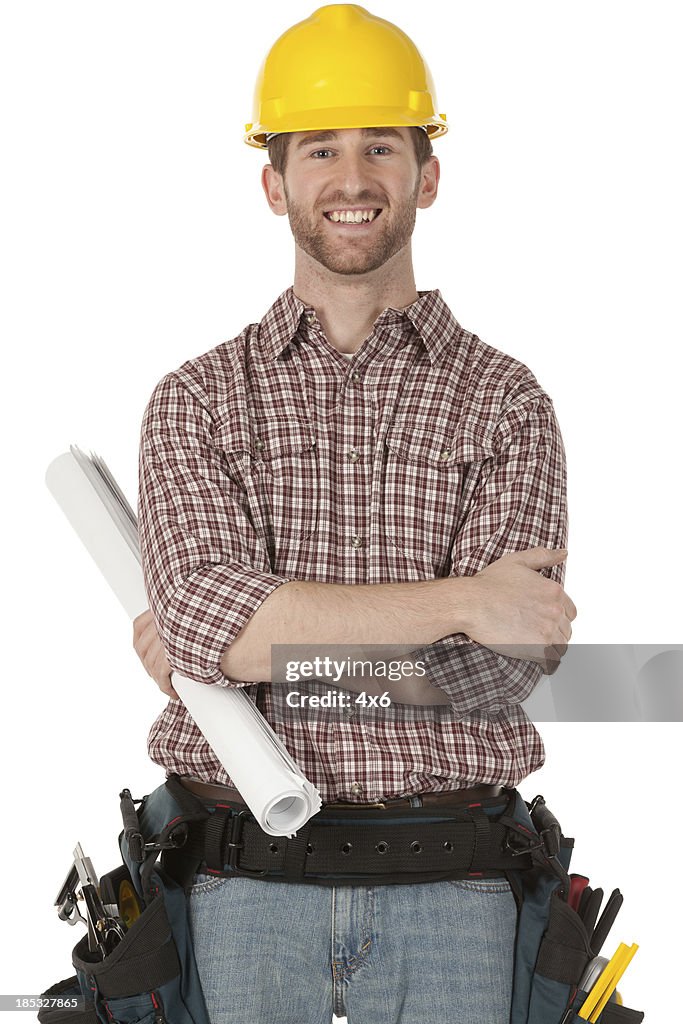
[258,286,461,366]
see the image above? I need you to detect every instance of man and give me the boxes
[134,6,576,1022]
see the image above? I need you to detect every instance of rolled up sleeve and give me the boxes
[414,393,568,715]
[137,370,291,685]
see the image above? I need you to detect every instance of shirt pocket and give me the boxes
[382,422,495,575]
[213,412,319,553]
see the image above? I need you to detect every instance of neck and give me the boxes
[292,243,419,353]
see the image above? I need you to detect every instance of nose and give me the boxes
[332,148,378,201]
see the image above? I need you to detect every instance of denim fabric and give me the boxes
[187,872,517,1024]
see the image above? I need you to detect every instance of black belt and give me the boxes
[177,776,505,809]
[165,778,532,887]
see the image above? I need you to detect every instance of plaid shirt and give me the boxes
[138,286,568,802]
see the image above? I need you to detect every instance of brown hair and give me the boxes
[267,126,434,178]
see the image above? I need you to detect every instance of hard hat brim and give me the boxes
[244,110,448,149]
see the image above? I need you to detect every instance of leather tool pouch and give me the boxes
[503,792,644,1023]
[39,779,211,1024]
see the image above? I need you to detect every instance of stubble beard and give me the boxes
[283,175,421,276]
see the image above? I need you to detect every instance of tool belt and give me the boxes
[39,774,645,1024]
[162,777,534,887]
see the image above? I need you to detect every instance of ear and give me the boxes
[416,155,440,211]
[261,164,289,216]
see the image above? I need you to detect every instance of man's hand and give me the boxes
[464,547,576,673]
[133,609,179,700]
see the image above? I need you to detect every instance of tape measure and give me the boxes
[99,864,142,930]
[117,878,142,928]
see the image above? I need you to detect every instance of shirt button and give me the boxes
[346,449,360,463]
[351,371,361,382]
[350,782,363,795]
[305,312,315,324]
[350,534,363,549]
[255,438,265,452]
[439,447,452,461]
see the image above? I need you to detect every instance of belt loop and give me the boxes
[466,803,491,875]
[282,822,312,882]
[204,804,233,873]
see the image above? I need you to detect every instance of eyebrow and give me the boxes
[294,127,405,151]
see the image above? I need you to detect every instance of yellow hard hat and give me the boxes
[244,4,448,149]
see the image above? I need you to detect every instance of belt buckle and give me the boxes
[226,809,268,878]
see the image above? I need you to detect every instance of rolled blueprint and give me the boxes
[45,446,322,836]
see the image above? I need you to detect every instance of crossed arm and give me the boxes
[135,543,573,706]
[135,373,575,710]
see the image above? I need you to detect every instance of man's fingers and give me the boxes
[504,546,568,572]
[148,641,172,684]
[133,609,178,697]
[134,620,158,672]
[150,647,166,677]
[557,614,573,644]
[158,677,180,700]
[156,661,180,700]
[133,609,153,640]
[543,646,564,675]
[152,660,178,698]
[133,613,155,652]
[158,678,180,700]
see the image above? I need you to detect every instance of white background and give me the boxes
[1,1,681,1020]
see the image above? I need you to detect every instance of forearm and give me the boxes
[220,577,471,683]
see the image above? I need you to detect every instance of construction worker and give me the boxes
[133,5,576,1023]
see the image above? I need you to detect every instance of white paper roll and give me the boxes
[45,447,322,836]
[170,674,320,835]
[45,451,149,620]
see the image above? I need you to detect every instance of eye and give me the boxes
[310,149,334,159]
[369,146,392,155]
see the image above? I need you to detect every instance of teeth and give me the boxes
[327,209,378,223]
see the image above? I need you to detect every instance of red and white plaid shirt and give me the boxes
[138,286,568,802]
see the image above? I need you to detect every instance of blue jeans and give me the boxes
[187,872,517,1024]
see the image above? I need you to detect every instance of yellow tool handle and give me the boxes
[589,944,639,1021]
[578,944,631,1020]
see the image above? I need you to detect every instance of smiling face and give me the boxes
[262,127,439,276]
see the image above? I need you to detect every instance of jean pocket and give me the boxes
[186,872,233,895]
[447,877,513,894]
